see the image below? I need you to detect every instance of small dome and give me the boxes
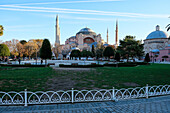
[90,42,98,47]
[151,49,159,52]
[103,44,109,47]
[146,25,168,39]
[71,47,80,50]
[77,27,96,35]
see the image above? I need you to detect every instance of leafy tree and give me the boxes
[0,44,10,60]
[96,44,104,60]
[103,46,115,59]
[144,53,150,63]
[20,40,27,45]
[24,41,38,60]
[70,50,81,60]
[81,50,93,59]
[0,25,4,36]
[91,45,95,57]
[40,39,52,65]
[117,35,144,62]
[16,42,24,57]
[115,52,120,62]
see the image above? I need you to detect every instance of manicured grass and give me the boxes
[0,67,55,92]
[0,64,169,92]
[77,64,170,89]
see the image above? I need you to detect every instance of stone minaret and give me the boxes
[107,28,109,44]
[115,20,118,48]
[55,15,60,45]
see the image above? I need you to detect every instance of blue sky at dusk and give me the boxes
[0,0,169,45]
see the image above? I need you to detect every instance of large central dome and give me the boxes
[146,25,168,39]
[77,27,96,35]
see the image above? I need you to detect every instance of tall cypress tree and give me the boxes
[91,45,95,57]
[115,52,120,62]
[144,53,150,63]
[40,39,52,65]
[103,46,115,60]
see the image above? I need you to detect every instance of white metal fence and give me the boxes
[0,85,169,106]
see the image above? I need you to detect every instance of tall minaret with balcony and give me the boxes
[55,15,60,46]
[115,20,118,48]
[107,28,109,44]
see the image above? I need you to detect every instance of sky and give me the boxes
[0,0,170,45]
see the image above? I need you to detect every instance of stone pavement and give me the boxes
[0,95,170,113]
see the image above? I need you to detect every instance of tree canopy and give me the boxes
[115,52,120,61]
[144,53,150,63]
[40,39,52,60]
[0,44,10,57]
[117,35,144,62]
[70,50,81,59]
[103,46,115,59]
[20,40,27,45]
[81,50,92,59]
[0,25,4,36]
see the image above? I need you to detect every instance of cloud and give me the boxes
[2,0,123,6]
[0,5,169,19]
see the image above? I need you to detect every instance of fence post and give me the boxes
[112,87,115,101]
[24,89,28,106]
[146,84,148,99]
[72,88,74,103]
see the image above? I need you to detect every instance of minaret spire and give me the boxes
[55,15,60,45]
[115,20,118,48]
[107,28,109,44]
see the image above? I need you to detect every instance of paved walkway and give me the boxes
[0,95,170,113]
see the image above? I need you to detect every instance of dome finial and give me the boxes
[156,25,160,31]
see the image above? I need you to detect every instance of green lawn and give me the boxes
[0,64,169,92]
[77,64,170,89]
[0,67,55,92]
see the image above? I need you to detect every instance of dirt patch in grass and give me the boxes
[52,67,95,71]
[45,67,96,90]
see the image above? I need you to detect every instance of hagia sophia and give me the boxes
[54,15,170,62]
[54,15,118,58]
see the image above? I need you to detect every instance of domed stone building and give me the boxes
[64,27,104,51]
[144,25,170,62]
[144,25,169,54]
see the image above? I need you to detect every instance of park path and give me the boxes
[0,95,170,113]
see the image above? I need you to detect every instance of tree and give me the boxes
[144,53,150,63]
[20,40,27,45]
[95,43,104,60]
[24,41,38,60]
[16,42,24,57]
[103,46,115,60]
[0,25,4,36]
[53,43,61,59]
[81,50,93,60]
[91,45,95,57]
[115,52,120,62]
[117,36,144,62]
[0,44,10,60]
[70,50,81,60]
[40,39,52,65]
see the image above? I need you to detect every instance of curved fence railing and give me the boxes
[0,85,169,106]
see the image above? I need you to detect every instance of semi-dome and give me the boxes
[146,25,169,39]
[77,27,96,35]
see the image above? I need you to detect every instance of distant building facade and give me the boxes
[54,15,119,58]
[144,25,170,62]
